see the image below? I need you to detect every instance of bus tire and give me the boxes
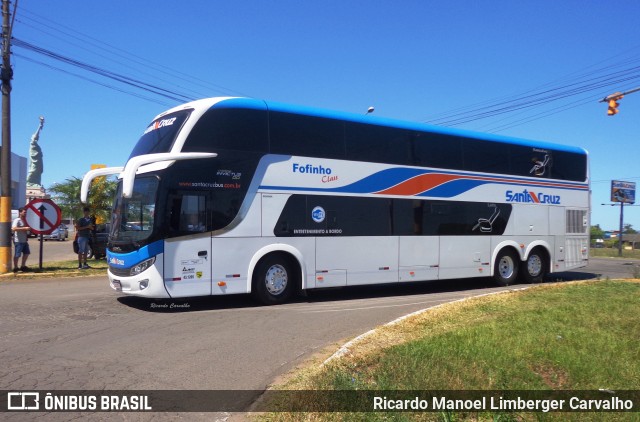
[521,248,547,284]
[493,249,519,286]
[252,254,297,305]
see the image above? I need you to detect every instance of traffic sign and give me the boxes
[24,199,62,235]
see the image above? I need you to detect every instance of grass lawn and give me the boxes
[590,248,640,260]
[261,280,640,421]
[0,259,108,279]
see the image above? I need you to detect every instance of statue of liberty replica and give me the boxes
[26,116,45,189]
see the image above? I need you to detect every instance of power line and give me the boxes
[13,38,195,103]
[13,5,640,133]
[13,52,175,107]
[15,6,249,98]
[423,45,640,131]
[428,65,640,127]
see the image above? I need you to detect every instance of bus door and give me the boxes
[164,192,212,297]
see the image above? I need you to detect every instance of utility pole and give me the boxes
[0,0,14,273]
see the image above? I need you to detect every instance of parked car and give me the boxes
[43,224,69,241]
[90,223,109,259]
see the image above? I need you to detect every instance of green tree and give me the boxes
[48,176,117,223]
[590,224,605,240]
[623,224,637,234]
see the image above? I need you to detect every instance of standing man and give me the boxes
[11,207,31,272]
[75,207,94,269]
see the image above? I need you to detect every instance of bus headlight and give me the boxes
[130,257,156,276]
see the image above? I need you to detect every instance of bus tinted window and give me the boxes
[158,151,262,238]
[275,195,511,237]
[413,133,464,170]
[308,196,392,236]
[270,112,345,159]
[184,108,268,153]
[463,139,510,174]
[510,146,551,178]
[110,177,159,247]
[549,150,587,182]
[182,106,586,182]
[129,110,191,159]
[346,123,411,165]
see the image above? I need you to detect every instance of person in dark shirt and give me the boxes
[75,207,94,269]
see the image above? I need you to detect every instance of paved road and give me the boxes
[0,258,636,420]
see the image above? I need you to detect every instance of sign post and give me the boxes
[24,198,61,270]
[611,180,636,257]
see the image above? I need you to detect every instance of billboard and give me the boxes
[611,180,636,204]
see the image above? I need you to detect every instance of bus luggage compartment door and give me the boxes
[163,237,212,297]
[317,237,398,286]
[399,237,439,281]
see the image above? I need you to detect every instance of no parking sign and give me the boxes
[24,199,62,235]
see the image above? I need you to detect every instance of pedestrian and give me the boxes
[11,207,31,272]
[75,206,94,269]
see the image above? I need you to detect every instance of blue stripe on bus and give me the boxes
[259,167,588,197]
[107,239,164,269]
[212,97,268,111]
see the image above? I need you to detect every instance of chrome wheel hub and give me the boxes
[265,264,288,296]
[498,256,515,279]
[527,255,542,276]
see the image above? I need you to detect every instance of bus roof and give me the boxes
[209,97,587,156]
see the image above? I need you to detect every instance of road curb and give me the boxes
[0,271,57,278]
[0,269,105,280]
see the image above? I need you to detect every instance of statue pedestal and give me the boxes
[26,186,49,202]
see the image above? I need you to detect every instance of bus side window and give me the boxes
[168,192,208,235]
[180,195,206,232]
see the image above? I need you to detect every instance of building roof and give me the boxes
[621,234,640,243]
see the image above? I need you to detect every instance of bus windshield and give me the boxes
[110,177,158,247]
[128,109,192,159]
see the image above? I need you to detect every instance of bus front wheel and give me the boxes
[252,254,297,305]
[493,249,519,286]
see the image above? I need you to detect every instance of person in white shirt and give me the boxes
[11,207,31,272]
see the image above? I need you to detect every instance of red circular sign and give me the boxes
[24,199,62,235]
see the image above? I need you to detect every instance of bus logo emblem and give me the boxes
[311,206,325,223]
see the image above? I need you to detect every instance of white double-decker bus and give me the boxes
[81,97,589,305]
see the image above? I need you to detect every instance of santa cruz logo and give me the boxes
[143,117,177,134]
[109,257,125,266]
[506,189,561,204]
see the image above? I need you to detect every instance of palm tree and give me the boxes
[48,176,117,223]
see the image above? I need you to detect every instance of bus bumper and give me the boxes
[108,258,169,298]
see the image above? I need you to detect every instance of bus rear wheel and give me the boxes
[521,248,547,284]
[252,255,297,305]
[493,249,519,286]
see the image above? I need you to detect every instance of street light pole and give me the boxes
[618,202,624,257]
[0,0,14,273]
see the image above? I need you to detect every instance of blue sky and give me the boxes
[8,0,640,230]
